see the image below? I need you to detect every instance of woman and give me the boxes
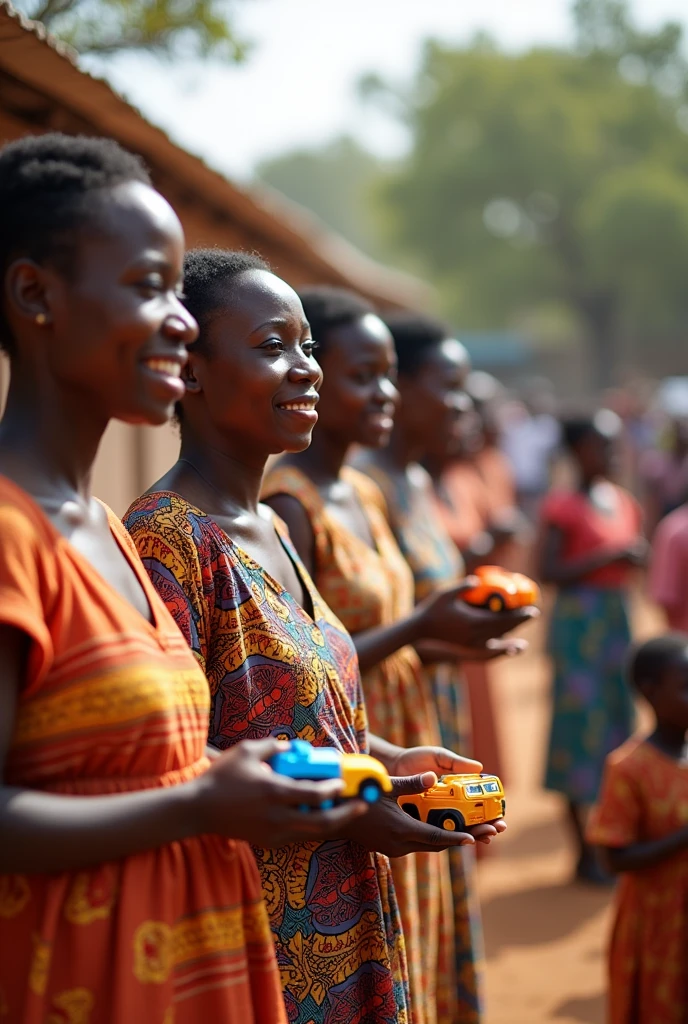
[124,251,504,1024]
[539,411,644,883]
[262,288,516,1024]
[0,135,364,1023]
[353,311,537,1021]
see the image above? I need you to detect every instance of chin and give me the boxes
[277,430,316,454]
[115,401,174,428]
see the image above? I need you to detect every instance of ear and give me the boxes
[182,348,203,395]
[5,258,53,326]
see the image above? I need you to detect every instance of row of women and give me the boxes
[0,134,535,1024]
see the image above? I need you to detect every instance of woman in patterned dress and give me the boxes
[0,135,362,1024]
[125,251,506,1024]
[354,312,536,1022]
[263,288,516,1024]
[539,412,643,883]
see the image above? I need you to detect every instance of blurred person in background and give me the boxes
[263,288,512,1024]
[424,373,528,790]
[648,493,688,633]
[500,377,561,523]
[538,411,645,884]
[354,310,537,1020]
[640,413,688,538]
[587,634,688,1024]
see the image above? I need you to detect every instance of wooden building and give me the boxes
[0,1,428,512]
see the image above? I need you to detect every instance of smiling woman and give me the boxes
[124,250,505,1023]
[0,137,364,1024]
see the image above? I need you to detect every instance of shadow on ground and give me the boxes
[482,881,611,956]
[496,819,564,860]
[552,993,605,1023]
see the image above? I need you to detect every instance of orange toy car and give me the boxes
[460,565,541,613]
[399,773,505,831]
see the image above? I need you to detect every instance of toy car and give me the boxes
[269,739,393,804]
[460,565,541,613]
[399,773,505,831]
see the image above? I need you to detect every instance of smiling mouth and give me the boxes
[142,358,183,378]
[276,400,318,412]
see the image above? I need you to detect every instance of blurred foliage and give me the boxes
[15,0,244,58]
[256,136,388,260]
[373,0,688,385]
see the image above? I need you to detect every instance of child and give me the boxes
[587,634,688,1024]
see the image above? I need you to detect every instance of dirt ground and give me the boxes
[477,596,661,1024]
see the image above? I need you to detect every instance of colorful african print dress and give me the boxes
[0,478,285,1024]
[587,737,688,1024]
[263,464,457,1024]
[353,457,483,1024]
[540,489,638,804]
[125,491,410,1024]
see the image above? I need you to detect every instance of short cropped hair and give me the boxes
[628,633,688,692]
[182,248,270,353]
[298,286,374,355]
[383,311,452,376]
[0,132,150,354]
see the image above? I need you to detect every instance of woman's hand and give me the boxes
[339,773,490,857]
[416,578,538,652]
[194,738,368,848]
[387,745,506,844]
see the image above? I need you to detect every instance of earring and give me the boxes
[35,313,47,326]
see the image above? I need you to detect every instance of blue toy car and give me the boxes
[269,739,393,804]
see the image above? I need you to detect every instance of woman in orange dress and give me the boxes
[353,312,535,1022]
[0,134,360,1024]
[587,634,688,1023]
[263,289,514,1024]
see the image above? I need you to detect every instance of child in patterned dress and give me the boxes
[587,634,688,1024]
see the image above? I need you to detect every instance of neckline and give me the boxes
[274,465,384,559]
[146,489,321,627]
[0,475,164,637]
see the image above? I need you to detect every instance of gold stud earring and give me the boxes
[35,313,47,326]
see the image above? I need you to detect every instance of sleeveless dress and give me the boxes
[0,477,285,1024]
[124,491,410,1024]
[353,457,484,1024]
[263,464,458,1024]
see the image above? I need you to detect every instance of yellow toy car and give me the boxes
[341,753,393,802]
[461,565,541,613]
[399,773,505,831]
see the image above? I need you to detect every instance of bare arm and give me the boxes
[0,625,366,873]
[538,523,639,586]
[601,826,688,873]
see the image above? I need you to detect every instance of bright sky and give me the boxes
[83,0,688,180]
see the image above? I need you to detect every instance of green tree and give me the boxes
[373,0,688,386]
[15,0,244,58]
[256,136,388,260]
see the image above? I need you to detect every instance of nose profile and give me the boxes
[163,301,198,345]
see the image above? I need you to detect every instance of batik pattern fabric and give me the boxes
[352,457,483,1024]
[545,586,635,804]
[0,478,285,1024]
[125,491,410,1024]
[587,737,688,1024]
[263,464,458,1024]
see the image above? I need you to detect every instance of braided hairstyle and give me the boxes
[0,132,150,355]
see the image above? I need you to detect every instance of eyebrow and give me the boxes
[250,317,310,334]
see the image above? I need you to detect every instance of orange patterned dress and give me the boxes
[587,737,688,1023]
[263,464,457,1024]
[0,477,285,1024]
